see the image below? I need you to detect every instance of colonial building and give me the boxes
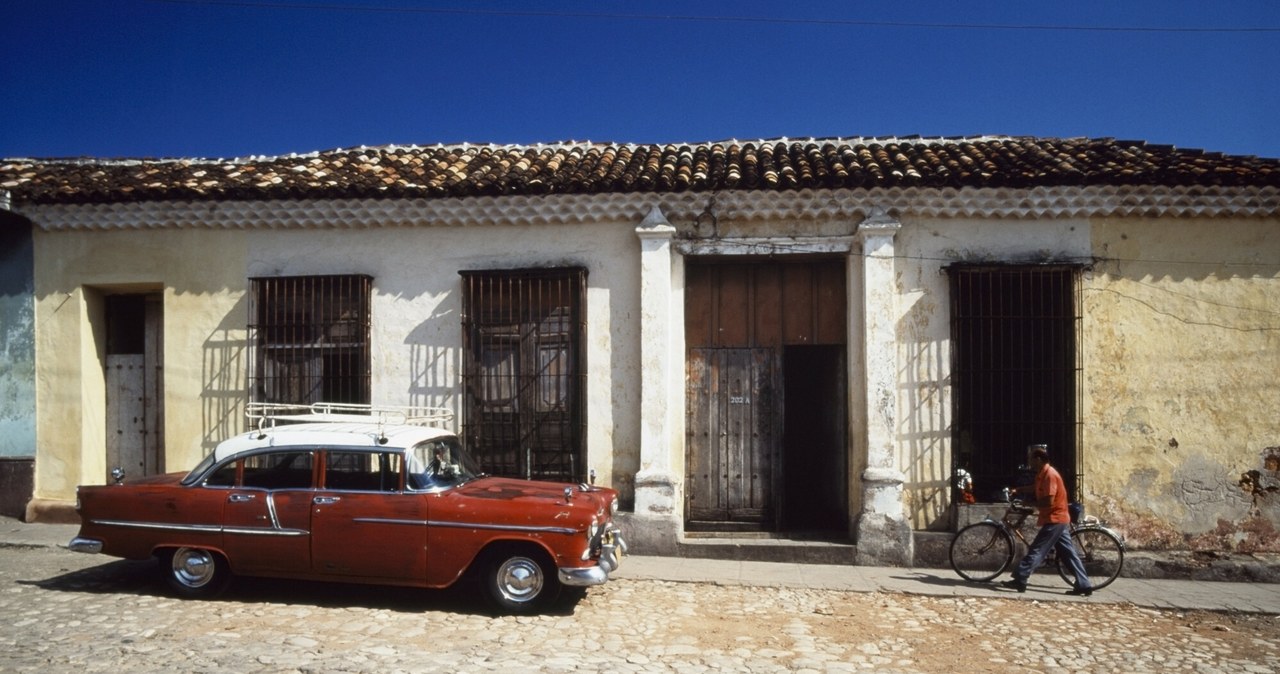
[3,136,1278,561]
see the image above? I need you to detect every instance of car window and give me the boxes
[204,461,238,487]
[242,451,315,489]
[325,451,402,492]
[407,438,476,490]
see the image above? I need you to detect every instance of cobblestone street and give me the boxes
[2,546,1278,673]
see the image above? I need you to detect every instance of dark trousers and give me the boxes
[1012,522,1092,590]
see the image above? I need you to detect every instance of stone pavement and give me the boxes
[6,517,1278,615]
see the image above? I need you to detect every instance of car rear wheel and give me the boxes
[482,547,560,614]
[161,547,230,599]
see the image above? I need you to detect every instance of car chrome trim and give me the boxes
[222,526,309,537]
[92,519,308,537]
[93,519,223,533]
[266,492,282,528]
[68,537,103,554]
[352,517,579,536]
[558,565,608,587]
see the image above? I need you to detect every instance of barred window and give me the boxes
[461,268,586,481]
[948,265,1082,500]
[248,275,372,405]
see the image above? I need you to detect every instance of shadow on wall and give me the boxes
[405,298,460,412]
[202,293,250,455]
[899,293,952,532]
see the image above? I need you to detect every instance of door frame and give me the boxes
[682,256,848,533]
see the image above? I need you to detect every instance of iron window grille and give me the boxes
[460,267,587,482]
[948,264,1084,501]
[247,275,372,406]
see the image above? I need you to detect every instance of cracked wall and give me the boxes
[1082,216,1280,552]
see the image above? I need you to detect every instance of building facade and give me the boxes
[3,137,1278,559]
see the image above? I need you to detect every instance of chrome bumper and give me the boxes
[68,537,103,554]
[559,525,628,587]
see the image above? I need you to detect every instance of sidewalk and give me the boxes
[6,517,1278,614]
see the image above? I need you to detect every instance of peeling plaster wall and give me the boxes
[1083,216,1280,551]
[0,225,35,459]
[0,223,36,518]
[30,219,642,508]
[894,216,1092,531]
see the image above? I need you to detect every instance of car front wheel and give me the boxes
[482,547,559,614]
[161,547,230,599]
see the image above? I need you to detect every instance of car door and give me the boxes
[310,449,428,580]
[219,449,315,575]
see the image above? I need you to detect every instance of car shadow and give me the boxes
[22,558,584,617]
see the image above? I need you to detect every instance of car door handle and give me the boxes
[313,496,341,505]
[228,494,256,503]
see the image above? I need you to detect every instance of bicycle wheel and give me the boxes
[950,521,1014,582]
[1057,527,1125,590]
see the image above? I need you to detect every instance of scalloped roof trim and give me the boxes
[18,184,1280,232]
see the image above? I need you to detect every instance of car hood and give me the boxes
[455,476,612,510]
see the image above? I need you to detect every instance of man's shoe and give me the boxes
[1065,587,1093,597]
[1001,579,1026,593]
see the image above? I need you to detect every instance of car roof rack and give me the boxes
[246,402,454,433]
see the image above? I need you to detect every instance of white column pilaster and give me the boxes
[854,207,913,566]
[631,205,681,553]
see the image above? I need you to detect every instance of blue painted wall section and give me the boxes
[0,215,36,517]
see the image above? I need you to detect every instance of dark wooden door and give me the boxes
[686,348,777,528]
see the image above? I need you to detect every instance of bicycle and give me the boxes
[949,500,1126,590]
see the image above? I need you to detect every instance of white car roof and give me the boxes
[214,421,456,464]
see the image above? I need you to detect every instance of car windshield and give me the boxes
[406,437,481,490]
[181,452,218,486]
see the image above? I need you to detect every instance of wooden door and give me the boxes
[104,294,163,481]
[105,355,156,478]
[685,348,777,528]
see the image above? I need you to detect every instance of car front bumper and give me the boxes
[558,524,627,587]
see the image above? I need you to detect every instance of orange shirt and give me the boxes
[1035,463,1070,525]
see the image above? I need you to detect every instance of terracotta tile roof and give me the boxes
[2,136,1278,205]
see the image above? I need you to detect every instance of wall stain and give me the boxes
[1098,450,1280,553]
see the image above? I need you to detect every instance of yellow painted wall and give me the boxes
[1083,216,1280,551]
[32,227,249,511]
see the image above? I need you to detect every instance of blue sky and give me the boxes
[3,0,1277,159]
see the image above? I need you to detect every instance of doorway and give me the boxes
[782,345,848,533]
[684,258,847,532]
[104,294,163,479]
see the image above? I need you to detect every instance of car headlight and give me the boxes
[610,496,618,516]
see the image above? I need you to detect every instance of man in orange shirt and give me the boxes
[1002,445,1093,596]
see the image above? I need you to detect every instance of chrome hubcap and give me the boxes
[496,556,543,603]
[172,547,215,588]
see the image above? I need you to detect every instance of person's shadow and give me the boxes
[889,570,985,588]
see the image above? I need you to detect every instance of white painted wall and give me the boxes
[893,216,1092,529]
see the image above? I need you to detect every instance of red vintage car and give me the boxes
[69,403,626,613]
